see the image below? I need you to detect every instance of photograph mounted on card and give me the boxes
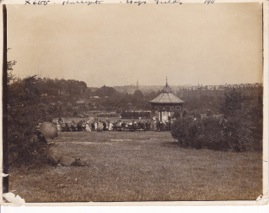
[1,0,266,204]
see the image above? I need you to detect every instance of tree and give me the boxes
[132,90,145,109]
[8,73,52,164]
[95,85,117,98]
[7,60,16,83]
[219,89,260,151]
[220,89,244,118]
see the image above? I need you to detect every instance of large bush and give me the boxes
[171,116,227,151]
[171,89,263,152]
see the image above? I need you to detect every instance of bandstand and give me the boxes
[149,80,184,122]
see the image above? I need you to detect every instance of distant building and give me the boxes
[114,82,139,94]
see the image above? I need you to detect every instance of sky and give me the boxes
[7,3,263,87]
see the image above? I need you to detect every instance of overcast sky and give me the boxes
[7,3,263,87]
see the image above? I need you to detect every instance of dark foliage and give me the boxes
[171,89,263,152]
[8,75,51,165]
[171,116,227,151]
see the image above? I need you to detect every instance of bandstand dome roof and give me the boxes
[149,81,184,105]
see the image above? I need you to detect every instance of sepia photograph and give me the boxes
[2,1,266,203]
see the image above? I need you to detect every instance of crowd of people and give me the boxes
[54,117,172,132]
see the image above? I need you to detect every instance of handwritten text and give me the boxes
[155,0,182,4]
[25,0,50,5]
[126,0,147,6]
[62,0,103,5]
[204,0,215,4]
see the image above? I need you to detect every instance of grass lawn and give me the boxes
[9,131,262,202]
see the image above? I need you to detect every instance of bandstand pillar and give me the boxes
[159,111,163,122]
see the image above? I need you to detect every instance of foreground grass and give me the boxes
[9,131,262,202]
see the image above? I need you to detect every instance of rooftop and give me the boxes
[150,80,184,105]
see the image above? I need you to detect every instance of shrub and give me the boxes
[171,117,192,147]
[171,116,227,151]
[200,117,228,151]
[171,89,263,152]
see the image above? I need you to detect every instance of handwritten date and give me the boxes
[204,0,215,4]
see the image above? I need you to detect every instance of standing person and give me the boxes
[97,121,103,132]
[71,121,77,131]
[85,122,91,132]
[58,117,64,124]
[105,118,110,131]
[152,118,157,131]
[156,119,160,132]
[94,122,98,131]
[103,121,107,131]
[168,116,171,131]
[56,121,61,132]
[108,122,113,131]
